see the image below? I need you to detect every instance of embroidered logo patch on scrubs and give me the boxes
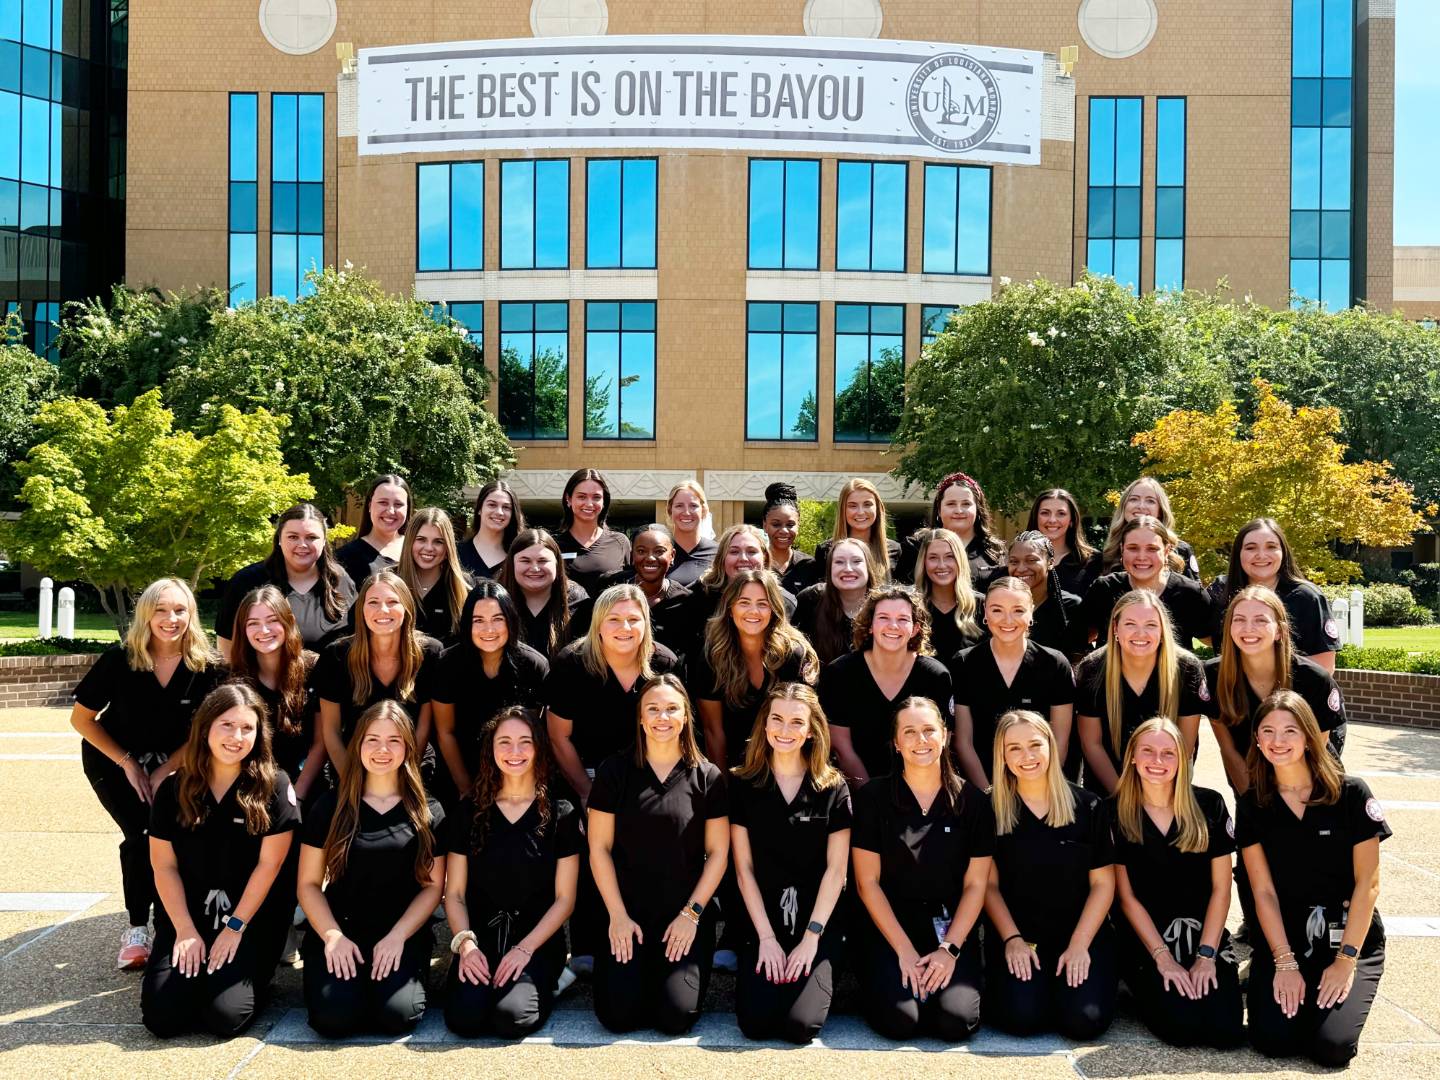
[287,783,297,807]
[1328,687,1342,714]
[1365,798,1385,823]
[1225,815,1234,839]
[1189,555,1199,574]
[1325,619,1339,640]
[1198,679,1211,703]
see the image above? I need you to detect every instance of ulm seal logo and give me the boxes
[906,53,1001,153]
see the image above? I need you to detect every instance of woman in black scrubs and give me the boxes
[694,570,818,769]
[762,482,817,593]
[910,527,982,664]
[1075,590,1207,794]
[1090,476,1201,581]
[335,474,411,587]
[216,503,356,654]
[315,571,443,780]
[665,480,718,588]
[460,479,526,579]
[141,682,299,1038]
[851,696,990,1042]
[298,700,445,1038]
[813,477,901,583]
[556,468,631,595]
[900,472,1006,586]
[624,523,702,663]
[730,683,851,1044]
[444,707,580,1038]
[432,581,549,796]
[1206,518,1340,672]
[984,710,1117,1040]
[588,675,729,1034]
[821,585,952,786]
[500,527,591,659]
[1238,690,1390,1067]
[1110,718,1244,1048]
[1206,585,1346,794]
[950,577,1075,788]
[1027,488,1098,598]
[1081,515,1212,650]
[1005,531,1086,658]
[396,508,474,646]
[795,537,878,665]
[71,577,222,971]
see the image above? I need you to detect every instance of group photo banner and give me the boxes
[357,35,1045,165]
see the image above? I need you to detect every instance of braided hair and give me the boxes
[1008,530,1072,644]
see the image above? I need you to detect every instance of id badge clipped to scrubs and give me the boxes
[933,904,952,944]
[1329,901,1349,948]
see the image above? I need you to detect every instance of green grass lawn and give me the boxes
[1361,625,1440,652]
[0,601,221,642]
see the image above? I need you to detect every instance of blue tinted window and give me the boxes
[1087,97,1142,292]
[586,158,656,268]
[0,91,18,179]
[834,303,905,443]
[1154,98,1186,291]
[748,159,818,269]
[0,41,15,93]
[500,301,568,439]
[1293,0,1322,77]
[21,0,47,48]
[500,159,569,269]
[417,162,483,272]
[270,93,324,301]
[229,94,257,181]
[1322,0,1352,77]
[229,233,257,306]
[585,300,655,438]
[1,0,18,42]
[448,301,484,349]
[922,164,990,275]
[746,301,817,440]
[20,93,46,183]
[836,161,906,272]
[921,305,958,347]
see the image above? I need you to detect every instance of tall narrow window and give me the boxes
[745,302,818,440]
[922,165,991,275]
[586,158,657,269]
[921,305,959,348]
[499,301,568,439]
[1086,96,1142,291]
[834,303,905,443]
[500,159,569,269]
[1154,97,1187,292]
[447,302,484,350]
[417,163,483,272]
[747,159,819,270]
[836,161,906,272]
[585,301,656,439]
[271,92,324,301]
[1290,0,1353,310]
[228,93,258,304]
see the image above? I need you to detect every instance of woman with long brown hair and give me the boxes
[813,477,900,582]
[555,468,631,594]
[910,527,983,664]
[461,479,526,579]
[444,707,579,1038]
[794,537,878,665]
[730,683,851,1044]
[397,507,475,645]
[500,527,592,658]
[298,700,445,1038]
[1089,476,1201,582]
[899,471,1006,585]
[1081,515,1212,650]
[1027,488,1098,597]
[141,682,298,1037]
[335,474,412,586]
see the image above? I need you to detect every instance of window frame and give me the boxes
[1154,96,1187,292]
[498,157,571,271]
[227,91,259,305]
[832,301,906,444]
[1085,95,1144,293]
[746,158,821,271]
[920,162,994,277]
[834,159,908,274]
[498,299,570,441]
[415,161,485,273]
[744,300,819,442]
[583,299,657,440]
[269,91,325,302]
[584,156,658,270]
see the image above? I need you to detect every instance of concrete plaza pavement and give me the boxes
[1,706,1438,1079]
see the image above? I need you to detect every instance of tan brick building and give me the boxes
[124,0,1396,524]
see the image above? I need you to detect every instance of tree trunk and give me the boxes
[96,584,131,637]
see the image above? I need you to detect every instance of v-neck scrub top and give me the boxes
[248,671,318,781]
[314,635,444,746]
[515,581,592,659]
[1201,655,1345,762]
[301,790,445,947]
[215,560,357,649]
[410,574,475,646]
[148,769,300,936]
[1074,647,1208,777]
[74,647,222,765]
[925,595,985,667]
[556,528,632,596]
[729,772,852,946]
[668,536,718,589]
[587,752,728,927]
[458,539,505,580]
[334,538,397,590]
[949,641,1076,781]
[691,643,813,767]
[1109,786,1234,935]
[818,651,953,780]
[542,641,681,770]
[1082,572,1213,650]
[431,642,549,774]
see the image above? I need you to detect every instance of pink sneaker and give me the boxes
[117,925,151,971]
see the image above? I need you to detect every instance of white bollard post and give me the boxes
[1349,588,1364,649]
[57,587,75,639]
[1331,597,1350,647]
[38,577,53,638]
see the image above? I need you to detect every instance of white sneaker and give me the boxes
[280,926,301,965]
[117,925,151,971]
[568,954,593,976]
[712,948,738,972]
[554,966,578,997]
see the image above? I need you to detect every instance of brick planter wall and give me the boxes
[1335,668,1440,730]
[0,653,102,708]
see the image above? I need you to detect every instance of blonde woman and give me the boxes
[984,711,1117,1040]
[813,477,900,582]
[1091,476,1201,581]
[911,527,983,663]
[1080,515,1212,650]
[1074,590,1207,794]
[691,523,799,620]
[397,507,475,645]
[730,683,851,1044]
[71,577,221,970]
[1110,718,1243,1048]
[666,480,718,588]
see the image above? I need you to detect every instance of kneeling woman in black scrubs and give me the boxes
[298,700,445,1038]
[730,683,851,1044]
[984,710,1117,1041]
[444,707,579,1039]
[1110,718,1244,1049]
[1238,690,1390,1067]
[587,675,729,1034]
[142,682,298,1038]
[851,696,991,1042]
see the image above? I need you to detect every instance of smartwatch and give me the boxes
[806,920,825,936]
[1196,944,1216,960]
[224,915,247,934]
[939,941,962,959]
[686,901,704,919]
[1339,944,1360,960]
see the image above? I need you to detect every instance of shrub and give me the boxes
[1335,645,1440,676]
[1323,583,1432,627]
[1396,563,1440,616]
[795,500,834,557]
[0,637,111,657]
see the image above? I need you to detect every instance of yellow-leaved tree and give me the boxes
[1131,381,1433,583]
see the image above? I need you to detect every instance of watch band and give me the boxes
[1339,943,1359,960]
[686,901,704,918]
[224,915,246,934]
[1196,944,1217,960]
[940,941,961,958]
[806,920,825,935]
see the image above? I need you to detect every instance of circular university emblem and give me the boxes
[1327,686,1342,714]
[906,53,1001,153]
[1365,797,1385,823]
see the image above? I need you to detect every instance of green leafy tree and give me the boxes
[795,499,835,556]
[584,372,649,437]
[3,390,314,630]
[500,344,568,439]
[0,313,59,505]
[834,347,905,442]
[164,267,514,512]
[791,392,819,439]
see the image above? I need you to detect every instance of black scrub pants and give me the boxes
[82,744,153,927]
[593,914,715,1034]
[1248,937,1385,1067]
[735,930,839,1044]
[857,927,983,1043]
[983,923,1118,1041]
[1120,931,1244,1048]
[303,929,431,1038]
[444,943,561,1038]
[142,925,277,1038]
